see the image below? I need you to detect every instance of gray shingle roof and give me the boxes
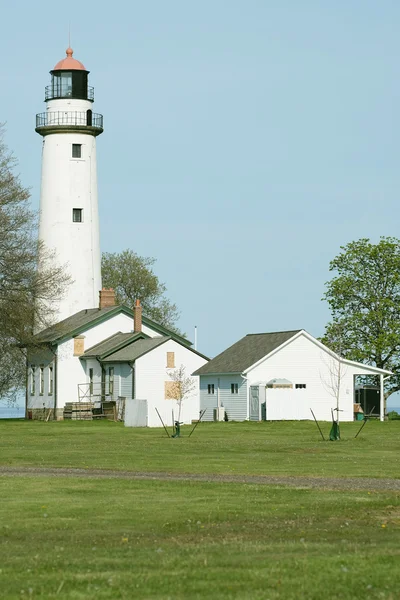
[192,330,301,375]
[101,337,168,363]
[33,307,118,343]
[32,304,192,346]
[83,332,145,358]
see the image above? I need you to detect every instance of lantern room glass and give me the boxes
[52,72,73,98]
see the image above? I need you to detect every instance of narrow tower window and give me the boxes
[89,369,94,395]
[49,365,54,396]
[39,366,44,395]
[72,209,83,223]
[72,144,82,158]
[30,365,36,395]
[108,367,114,396]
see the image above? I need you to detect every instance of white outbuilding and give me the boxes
[193,330,391,422]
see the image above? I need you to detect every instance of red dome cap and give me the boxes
[53,47,86,71]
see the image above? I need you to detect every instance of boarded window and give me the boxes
[167,352,175,368]
[73,336,85,356]
[165,381,181,400]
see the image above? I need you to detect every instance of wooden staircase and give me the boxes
[63,400,117,421]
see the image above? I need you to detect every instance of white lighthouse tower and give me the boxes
[36,47,103,324]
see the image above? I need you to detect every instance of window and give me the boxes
[72,208,83,223]
[231,383,239,394]
[208,384,215,395]
[89,368,93,395]
[48,365,53,395]
[109,367,114,396]
[72,143,82,158]
[30,365,36,395]
[295,384,306,389]
[39,366,44,395]
[167,352,175,368]
[52,71,72,97]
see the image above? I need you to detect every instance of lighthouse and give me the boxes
[36,47,103,324]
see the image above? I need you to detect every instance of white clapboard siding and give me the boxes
[246,332,383,422]
[200,375,247,421]
[120,364,133,399]
[200,377,218,421]
[135,339,207,427]
[218,375,247,421]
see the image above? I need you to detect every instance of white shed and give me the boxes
[193,330,391,422]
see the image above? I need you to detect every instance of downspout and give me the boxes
[54,349,58,420]
[25,356,29,419]
[129,362,135,399]
[241,373,249,419]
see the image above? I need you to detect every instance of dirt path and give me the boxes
[1,465,400,491]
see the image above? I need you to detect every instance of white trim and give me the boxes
[340,357,392,376]
[380,375,385,422]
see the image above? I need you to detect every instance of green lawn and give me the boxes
[0,420,399,599]
[0,476,399,599]
[0,419,399,478]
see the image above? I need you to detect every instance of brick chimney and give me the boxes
[99,288,116,309]
[134,299,142,332]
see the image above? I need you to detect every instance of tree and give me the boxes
[320,323,348,439]
[321,237,400,408]
[167,364,196,422]
[0,126,70,402]
[102,249,181,332]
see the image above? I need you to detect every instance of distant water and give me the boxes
[0,405,25,419]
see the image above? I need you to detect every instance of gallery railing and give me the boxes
[36,111,103,129]
[45,85,95,101]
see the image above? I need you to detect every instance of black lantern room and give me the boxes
[45,48,94,102]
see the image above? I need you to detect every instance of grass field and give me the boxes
[1,419,400,478]
[0,420,399,599]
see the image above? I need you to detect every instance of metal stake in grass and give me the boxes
[155,408,170,438]
[188,408,207,438]
[354,405,376,439]
[310,408,326,441]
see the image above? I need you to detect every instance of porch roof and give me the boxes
[101,336,169,362]
[82,331,148,359]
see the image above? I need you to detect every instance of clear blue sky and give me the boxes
[1,1,400,400]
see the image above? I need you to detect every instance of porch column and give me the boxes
[380,374,384,422]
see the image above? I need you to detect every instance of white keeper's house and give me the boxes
[27,47,208,424]
[28,292,208,425]
[193,330,391,422]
